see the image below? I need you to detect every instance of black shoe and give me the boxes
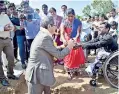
[7,74,19,80]
[22,64,27,69]
[1,79,10,86]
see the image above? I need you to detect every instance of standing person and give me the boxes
[12,12,27,69]
[49,7,63,65]
[21,0,40,19]
[49,7,63,46]
[99,14,108,24]
[81,15,92,41]
[0,0,18,86]
[60,5,67,19]
[40,4,49,20]
[106,12,111,20]
[108,8,118,23]
[8,3,18,61]
[109,21,118,37]
[92,14,100,35]
[22,14,40,61]
[21,0,34,16]
[25,16,75,94]
[81,16,92,62]
[35,8,40,14]
[91,14,100,55]
[60,8,85,79]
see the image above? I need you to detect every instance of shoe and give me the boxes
[22,64,27,69]
[7,74,19,80]
[1,79,10,86]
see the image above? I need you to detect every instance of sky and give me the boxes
[9,0,118,16]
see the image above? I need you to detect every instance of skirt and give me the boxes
[64,47,85,72]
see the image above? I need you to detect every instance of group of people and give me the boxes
[0,0,118,94]
[80,8,119,59]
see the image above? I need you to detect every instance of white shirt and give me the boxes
[109,28,117,36]
[59,11,67,19]
[108,15,119,23]
[39,12,49,21]
[0,14,14,38]
[82,21,92,34]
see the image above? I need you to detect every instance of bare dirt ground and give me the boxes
[0,56,118,94]
[51,65,118,94]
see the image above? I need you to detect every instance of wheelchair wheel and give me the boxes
[103,51,119,89]
[90,79,97,86]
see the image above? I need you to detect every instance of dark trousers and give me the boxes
[26,39,33,60]
[13,34,18,59]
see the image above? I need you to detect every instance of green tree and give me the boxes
[82,0,115,16]
[82,5,91,16]
[91,0,114,14]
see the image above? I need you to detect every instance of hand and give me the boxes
[56,45,65,50]
[63,40,68,46]
[73,43,82,50]
[73,37,77,42]
[67,39,75,50]
[20,26,24,30]
[4,24,12,31]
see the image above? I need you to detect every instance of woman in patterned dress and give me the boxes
[60,8,85,79]
[49,7,64,65]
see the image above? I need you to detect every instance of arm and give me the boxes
[41,36,70,60]
[75,25,82,40]
[60,23,67,45]
[8,16,14,32]
[87,37,99,43]
[1,23,14,32]
[83,34,113,49]
[73,20,82,41]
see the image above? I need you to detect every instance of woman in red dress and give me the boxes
[60,8,85,79]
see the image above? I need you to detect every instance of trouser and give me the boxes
[27,81,51,94]
[85,49,110,76]
[0,38,14,80]
[26,39,33,60]
[13,34,18,59]
[17,36,26,64]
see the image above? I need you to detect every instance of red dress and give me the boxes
[63,19,85,71]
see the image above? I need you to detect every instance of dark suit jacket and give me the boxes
[83,33,118,52]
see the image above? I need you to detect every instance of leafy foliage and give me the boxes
[82,5,91,16]
[82,0,114,16]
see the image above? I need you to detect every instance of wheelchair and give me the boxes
[89,50,119,89]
